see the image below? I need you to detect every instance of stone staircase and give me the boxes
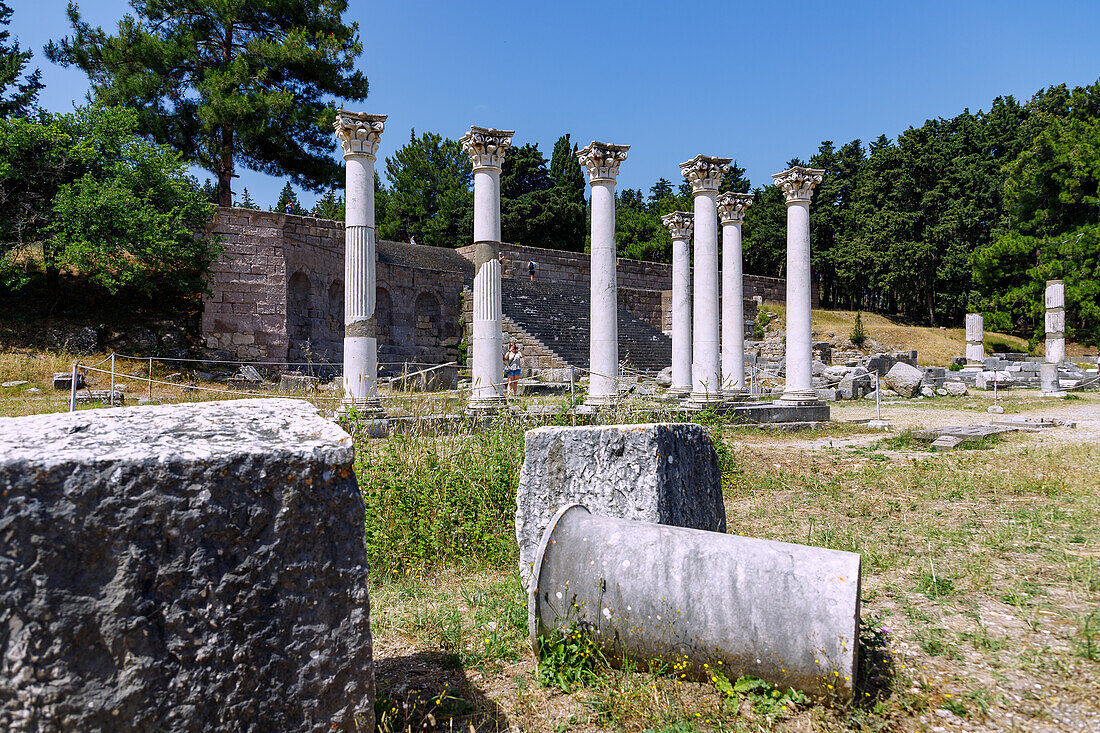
[462,277,672,375]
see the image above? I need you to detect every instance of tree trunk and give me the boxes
[216,23,235,207]
[45,265,61,314]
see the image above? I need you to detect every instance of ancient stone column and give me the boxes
[578,141,630,406]
[965,313,984,367]
[717,192,754,394]
[334,111,387,408]
[680,155,731,403]
[461,127,514,411]
[773,166,825,404]
[1045,280,1065,364]
[662,212,694,396]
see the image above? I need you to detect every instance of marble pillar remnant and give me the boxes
[661,211,694,396]
[717,192,754,394]
[773,166,825,404]
[334,111,387,408]
[461,126,514,411]
[577,141,630,406]
[1045,280,1065,365]
[965,313,985,367]
[680,155,732,403]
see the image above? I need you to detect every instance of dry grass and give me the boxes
[764,305,1034,366]
[364,402,1099,732]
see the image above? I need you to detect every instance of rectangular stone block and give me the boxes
[1045,309,1065,335]
[516,423,725,585]
[0,399,373,731]
[1045,280,1064,310]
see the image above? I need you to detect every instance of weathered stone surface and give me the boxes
[975,370,1015,390]
[945,381,968,396]
[656,366,673,387]
[51,371,85,390]
[920,386,935,398]
[516,423,724,584]
[0,399,373,732]
[884,361,924,398]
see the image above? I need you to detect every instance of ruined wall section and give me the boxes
[201,209,289,363]
[203,207,463,369]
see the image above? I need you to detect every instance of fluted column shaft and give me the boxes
[462,127,514,410]
[471,166,504,406]
[1045,280,1065,365]
[965,313,984,365]
[578,141,629,407]
[672,235,693,393]
[334,111,386,408]
[773,166,824,404]
[721,220,745,391]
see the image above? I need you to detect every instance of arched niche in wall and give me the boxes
[327,279,345,347]
[414,291,443,346]
[375,286,393,346]
[287,270,313,363]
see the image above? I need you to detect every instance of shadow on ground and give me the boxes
[374,650,512,732]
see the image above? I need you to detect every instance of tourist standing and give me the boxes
[528,258,537,281]
[504,342,523,395]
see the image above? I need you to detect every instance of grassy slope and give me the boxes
[764,305,1033,365]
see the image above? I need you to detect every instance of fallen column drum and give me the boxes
[529,504,862,698]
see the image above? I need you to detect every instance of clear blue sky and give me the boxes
[12,0,1100,208]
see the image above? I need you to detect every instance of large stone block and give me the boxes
[884,361,924,398]
[0,399,373,732]
[515,423,725,584]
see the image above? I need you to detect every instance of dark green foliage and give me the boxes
[500,140,586,251]
[274,182,301,214]
[850,311,867,347]
[238,187,257,209]
[741,184,787,277]
[0,105,216,301]
[0,2,41,118]
[378,129,471,247]
[311,188,344,220]
[972,82,1100,345]
[47,0,369,205]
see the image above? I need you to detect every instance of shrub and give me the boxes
[850,311,867,348]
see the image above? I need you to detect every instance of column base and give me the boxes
[583,392,618,408]
[778,388,821,406]
[467,395,507,414]
[338,397,386,418]
[666,384,693,397]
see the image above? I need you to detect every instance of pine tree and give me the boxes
[275,182,300,214]
[238,187,257,209]
[0,1,42,118]
[312,188,344,220]
[47,0,369,206]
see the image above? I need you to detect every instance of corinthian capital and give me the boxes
[679,154,732,194]
[661,211,694,240]
[577,141,630,183]
[717,192,755,224]
[772,166,825,204]
[334,110,387,160]
[461,126,514,170]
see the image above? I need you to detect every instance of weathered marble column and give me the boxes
[680,155,731,403]
[334,111,387,408]
[578,141,630,406]
[662,212,694,396]
[773,166,825,404]
[964,313,984,367]
[717,192,754,394]
[1045,280,1065,364]
[461,127,514,411]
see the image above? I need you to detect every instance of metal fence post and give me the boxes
[69,363,78,412]
[110,353,116,404]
